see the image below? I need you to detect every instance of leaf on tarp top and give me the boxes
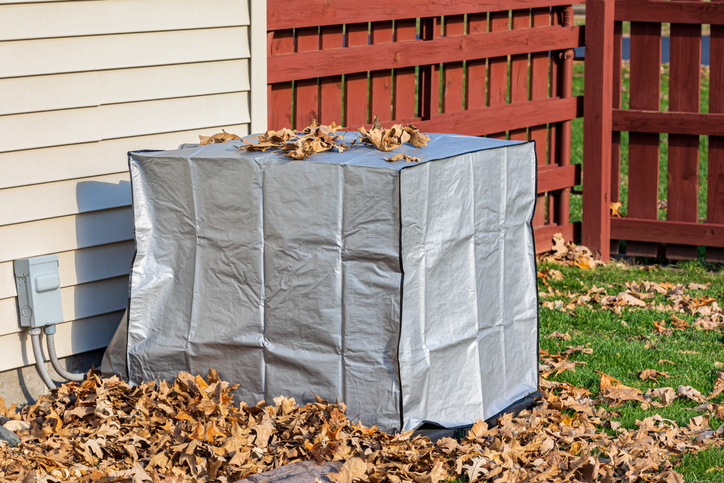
[237,118,429,161]
[199,129,241,145]
[384,153,422,163]
[359,116,431,152]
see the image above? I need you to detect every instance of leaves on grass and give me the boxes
[538,233,604,269]
[199,129,240,145]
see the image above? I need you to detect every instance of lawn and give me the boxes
[538,257,724,481]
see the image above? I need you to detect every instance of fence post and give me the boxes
[583,0,615,261]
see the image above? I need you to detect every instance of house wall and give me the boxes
[0,0,266,386]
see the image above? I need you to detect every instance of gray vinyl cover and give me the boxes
[103,133,539,431]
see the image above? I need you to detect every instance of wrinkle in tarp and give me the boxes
[102,134,538,431]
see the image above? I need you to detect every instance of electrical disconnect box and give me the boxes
[14,255,63,329]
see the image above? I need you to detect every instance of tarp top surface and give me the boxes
[142,132,521,170]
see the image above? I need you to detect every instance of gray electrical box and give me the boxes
[14,255,63,328]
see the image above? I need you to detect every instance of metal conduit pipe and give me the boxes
[29,328,56,390]
[45,325,85,382]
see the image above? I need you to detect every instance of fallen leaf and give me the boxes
[708,372,724,400]
[638,369,671,382]
[547,331,571,341]
[679,385,707,404]
[384,153,422,163]
[327,457,368,483]
[199,129,240,145]
[610,202,623,217]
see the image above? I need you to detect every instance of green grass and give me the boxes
[538,260,724,480]
[569,62,711,225]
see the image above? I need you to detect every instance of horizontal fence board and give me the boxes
[0,241,134,300]
[412,97,583,137]
[0,93,250,153]
[0,208,133,264]
[534,223,577,253]
[611,218,724,247]
[538,165,581,194]
[268,26,584,84]
[613,110,724,136]
[0,276,128,338]
[0,27,250,79]
[0,0,249,41]
[615,0,724,24]
[348,97,583,135]
[0,60,249,116]
[0,124,250,190]
[268,0,582,30]
[0,311,123,373]
[0,173,131,226]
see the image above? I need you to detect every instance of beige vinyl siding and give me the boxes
[0,0,266,372]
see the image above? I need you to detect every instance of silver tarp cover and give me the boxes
[102,133,538,431]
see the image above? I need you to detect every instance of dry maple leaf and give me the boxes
[679,385,707,404]
[547,331,571,341]
[199,129,240,145]
[610,202,623,217]
[327,457,368,483]
[638,369,671,382]
[384,153,422,163]
[358,116,430,152]
[708,372,724,400]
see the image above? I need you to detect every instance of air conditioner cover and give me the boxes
[102,133,539,431]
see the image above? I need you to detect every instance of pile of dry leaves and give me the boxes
[1,360,723,483]
[537,233,603,270]
[200,118,431,162]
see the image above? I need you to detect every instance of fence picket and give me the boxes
[531,8,551,228]
[269,29,294,129]
[393,19,417,119]
[343,23,369,126]
[709,0,724,262]
[442,15,465,113]
[582,0,614,260]
[667,9,702,260]
[319,25,344,125]
[487,11,509,140]
[466,13,488,110]
[509,10,530,142]
[610,20,623,254]
[626,21,662,258]
[294,27,320,128]
[418,17,439,120]
[370,21,394,121]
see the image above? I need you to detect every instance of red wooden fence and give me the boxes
[584,0,724,261]
[267,0,585,253]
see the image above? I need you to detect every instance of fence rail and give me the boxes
[584,0,724,261]
[267,1,585,253]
